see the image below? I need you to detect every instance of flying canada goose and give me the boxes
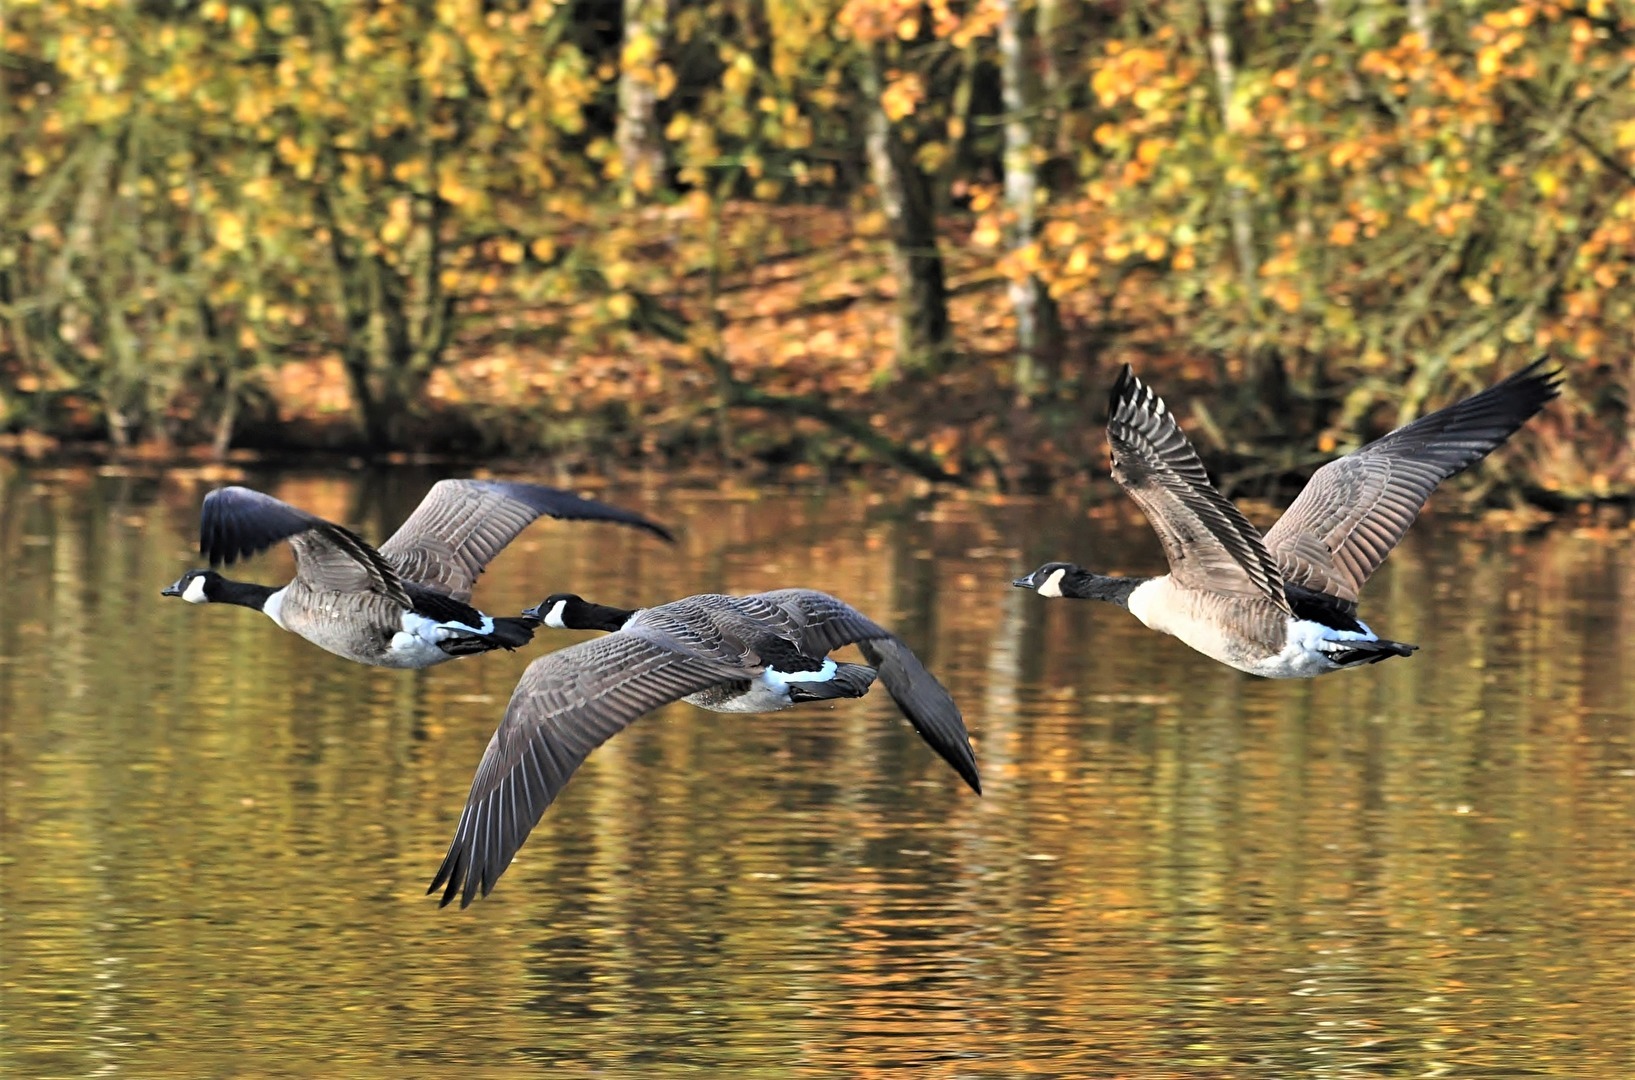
[1013,361,1560,678]
[161,481,674,668]
[429,589,979,907]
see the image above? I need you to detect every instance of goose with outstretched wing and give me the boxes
[162,480,673,668]
[430,588,979,907]
[1013,361,1560,677]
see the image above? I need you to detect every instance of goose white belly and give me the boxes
[1125,576,1380,679]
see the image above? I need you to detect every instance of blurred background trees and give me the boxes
[2,0,1629,500]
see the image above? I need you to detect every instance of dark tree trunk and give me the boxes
[859,48,952,375]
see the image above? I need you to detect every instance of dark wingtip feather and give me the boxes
[1418,355,1564,450]
[490,480,678,544]
[1506,355,1565,405]
[198,485,319,568]
[860,638,982,796]
[955,745,982,795]
[633,520,677,544]
[936,736,983,795]
[430,860,458,908]
[613,512,676,545]
[1108,363,1139,419]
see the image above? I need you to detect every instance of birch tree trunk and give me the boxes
[1406,0,1433,49]
[860,48,953,374]
[616,0,669,200]
[1201,0,1259,311]
[1000,0,1062,404]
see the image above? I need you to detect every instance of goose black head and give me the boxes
[524,593,639,632]
[162,568,224,604]
[1012,562,1090,599]
[524,593,584,629]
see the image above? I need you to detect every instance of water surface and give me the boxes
[1,466,1630,1077]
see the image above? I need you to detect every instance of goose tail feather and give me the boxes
[786,663,877,702]
[1328,638,1418,666]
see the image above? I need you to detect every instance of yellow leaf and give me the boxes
[879,74,923,122]
[1267,279,1301,313]
[438,173,470,206]
[622,31,659,70]
[215,211,246,252]
[1328,220,1359,246]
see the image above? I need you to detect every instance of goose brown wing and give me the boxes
[429,631,749,908]
[379,480,675,602]
[629,594,768,669]
[199,486,409,604]
[735,589,893,655]
[1264,359,1561,604]
[746,589,981,795]
[1105,367,1288,608]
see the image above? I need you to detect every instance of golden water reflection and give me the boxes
[1,466,1630,1076]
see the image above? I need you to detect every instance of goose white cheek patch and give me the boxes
[543,600,568,629]
[1036,569,1067,598]
[182,576,211,604]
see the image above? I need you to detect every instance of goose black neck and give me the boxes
[217,577,279,611]
[1066,571,1148,607]
[564,599,637,632]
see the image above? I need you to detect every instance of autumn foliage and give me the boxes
[1,0,1629,499]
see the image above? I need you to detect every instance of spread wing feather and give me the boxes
[379,480,674,602]
[1264,359,1561,604]
[1105,367,1288,609]
[431,587,983,906]
[428,633,750,908]
[199,486,409,605]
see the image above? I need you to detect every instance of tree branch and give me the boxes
[697,349,966,485]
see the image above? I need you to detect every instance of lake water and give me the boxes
[1,466,1630,1077]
